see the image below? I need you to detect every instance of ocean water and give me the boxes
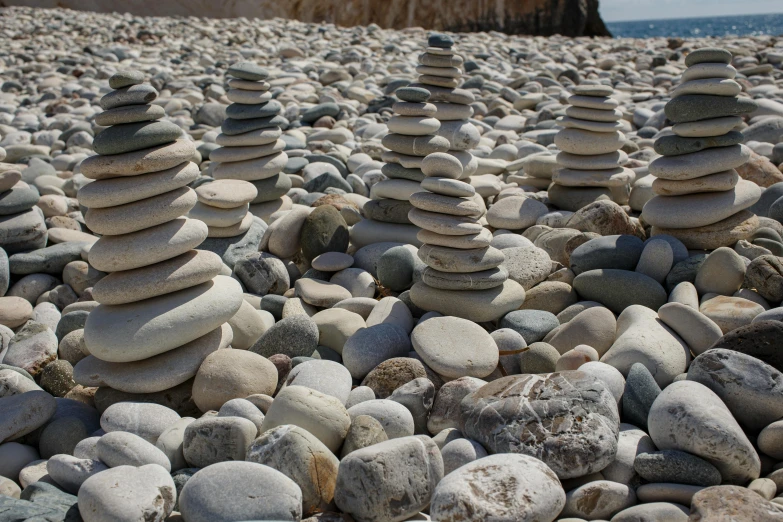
[606,13,783,38]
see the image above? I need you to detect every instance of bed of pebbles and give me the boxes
[1,5,783,522]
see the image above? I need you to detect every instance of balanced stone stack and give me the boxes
[411,34,480,180]
[0,167,47,253]
[212,62,291,223]
[190,180,257,238]
[74,70,243,396]
[352,86,450,247]
[408,153,526,322]
[550,84,633,211]
[642,48,761,249]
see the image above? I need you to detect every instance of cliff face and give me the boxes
[3,0,611,37]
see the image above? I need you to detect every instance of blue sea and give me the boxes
[606,13,783,38]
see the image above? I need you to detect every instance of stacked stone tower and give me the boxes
[550,84,632,211]
[212,62,291,223]
[351,85,448,247]
[74,70,242,394]
[643,47,760,249]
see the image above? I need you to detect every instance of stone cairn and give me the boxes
[408,35,525,322]
[354,85,451,247]
[642,47,761,249]
[212,62,291,223]
[0,153,47,254]
[412,34,480,181]
[550,84,632,211]
[74,70,243,395]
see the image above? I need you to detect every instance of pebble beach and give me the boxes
[1,5,783,521]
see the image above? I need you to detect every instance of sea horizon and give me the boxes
[606,12,783,38]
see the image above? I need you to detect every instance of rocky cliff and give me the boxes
[2,0,611,37]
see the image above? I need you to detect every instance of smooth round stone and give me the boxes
[694,247,745,295]
[417,228,492,249]
[80,139,195,180]
[100,400,180,442]
[215,127,281,147]
[657,302,723,356]
[210,139,285,163]
[566,105,622,122]
[642,180,760,229]
[342,324,411,379]
[573,269,666,314]
[88,217,208,272]
[192,349,277,412]
[387,116,440,136]
[654,131,743,156]
[409,191,480,217]
[249,174,291,204]
[0,171,21,193]
[758,420,783,459]
[420,176,475,197]
[486,196,549,230]
[99,84,158,111]
[648,380,760,484]
[652,169,739,196]
[396,87,430,103]
[251,314,318,358]
[0,295,33,328]
[422,152,464,179]
[555,128,624,155]
[180,461,300,522]
[85,276,242,363]
[688,348,783,432]
[419,74,459,88]
[195,179,257,208]
[672,116,742,138]
[554,166,633,187]
[421,266,507,291]
[673,78,741,98]
[213,151,288,181]
[74,323,231,394]
[411,280,525,323]
[559,115,625,133]
[312,252,354,272]
[561,481,636,520]
[408,208,483,236]
[691,485,782,520]
[665,95,758,124]
[435,120,481,151]
[295,278,352,308]
[569,234,644,275]
[93,120,181,156]
[226,88,272,104]
[557,150,625,171]
[685,47,732,66]
[682,62,736,82]
[651,211,758,250]
[392,101,437,117]
[411,316,498,379]
[78,161,199,209]
[702,294,764,333]
[569,94,618,110]
[188,201,247,227]
[86,186,196,236]
[382,133,450,156]
[91,249,222,305]
[78,464,176,522]
[573,84,614,96]
[228,62,269,81]
[634,450,722,487]
[461,372,619,478]
[97,431,170,470]
[225,100,282,120]
[109,69,145,89]
[94,104,165,126]
[417,244,504,273]
[0,186,40,216]
[221,115,287,136]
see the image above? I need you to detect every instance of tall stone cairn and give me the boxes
[642,47,761,249]
[213,62,291,223]
[550,84,633,211]
[74,70,243,395]
[408,35,525,322]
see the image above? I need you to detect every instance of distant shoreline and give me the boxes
[606,12,783,38]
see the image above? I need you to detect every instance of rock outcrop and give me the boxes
[7,0,611,37]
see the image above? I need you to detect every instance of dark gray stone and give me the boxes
[198,216,266,269]
[301,103,340,124]
[574,269,667,313]
[55,311,89,341]
[260,294,287,320]
[0,185,40,215]
[569,235,644,275]
[228,62,268,81]
[221,115,287,136]
[395,87,430,103]
[363,199,414,224]
[9,242,87,276]
[109,69,144,89]
[251,315,319,358]
[99,84,158,111]
[303,171,352,194]
[377,246,417,291]
[665,254,707,293]
[653,131,743,156]
[92,120,181,155]
[498,310,559,344]
[300,205,349,262]
[634,450,722,486]
[225,100,282,121]
[342,324,412,379]
[622,362,660,431]
[234,252,290,295]
[664,95,758,124]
